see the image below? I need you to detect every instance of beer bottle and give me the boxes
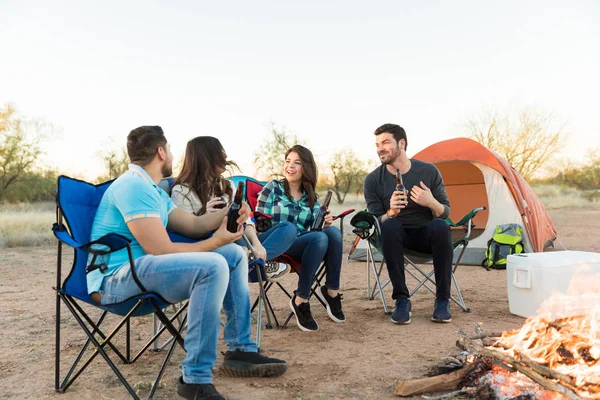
[226,181,244,233]
[395,169,406,195]
[310,190,333,231]
[213,177,226,209]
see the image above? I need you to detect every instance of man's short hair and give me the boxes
[127,126,167,166]
[374,123,408,150]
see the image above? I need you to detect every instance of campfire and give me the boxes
[395,279,600,399]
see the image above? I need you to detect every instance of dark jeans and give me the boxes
[284,226,343,299]
[380,218,452,301]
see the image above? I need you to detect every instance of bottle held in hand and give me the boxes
[226,181,244,233]
[310,190,333,231]
[395,169,406,196]
[213,177,227,209]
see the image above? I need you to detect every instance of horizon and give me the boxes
[1,1,599,181]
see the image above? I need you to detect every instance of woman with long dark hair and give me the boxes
[171,136,297,281]
[256,145,345,332]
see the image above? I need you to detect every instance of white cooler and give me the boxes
[507,250,600,318]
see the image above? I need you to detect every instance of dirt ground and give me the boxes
[1,208,598,400]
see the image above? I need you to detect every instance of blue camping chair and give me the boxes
[52,176,188,399]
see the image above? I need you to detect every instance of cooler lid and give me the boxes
[508,251,600,268]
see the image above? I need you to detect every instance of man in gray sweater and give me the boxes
[363,123,453,324]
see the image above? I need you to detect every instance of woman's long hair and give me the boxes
[173,136,239,215]
[284,145,318,208]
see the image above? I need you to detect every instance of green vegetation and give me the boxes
[1,103,58,202]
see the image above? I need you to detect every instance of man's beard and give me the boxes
[379,148,399,165]
[162,163,173,178]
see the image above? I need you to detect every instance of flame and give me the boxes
[491,273,600,399]
[481,366,567,399]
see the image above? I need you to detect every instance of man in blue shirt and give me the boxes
[89,126,287,400]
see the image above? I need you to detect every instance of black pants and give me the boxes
[380,218,453,301]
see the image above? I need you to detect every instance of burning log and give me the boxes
[457,337,584,400]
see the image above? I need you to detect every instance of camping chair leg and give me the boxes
[131,304,189,363]
[282,264,327,328]
[255,292,263,347]
[408,268,437,297]
[152,303,186,352]
[370,260,390,314]
[148,313,188,399]
[366,244,374,299]
[449,244,470,312]
[58,295,139,398]
[450,272,469,312]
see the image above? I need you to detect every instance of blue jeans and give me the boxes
[235,222,297,260]
[284,226,343,299]
[98,243,257,384]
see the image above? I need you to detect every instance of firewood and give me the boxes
[457,337,583,400]
[514,351,576,388]
[394,363,475,396]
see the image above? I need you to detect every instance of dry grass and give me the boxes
[532,184,600,209]
[0,202,55,248]
[1,184,598,248]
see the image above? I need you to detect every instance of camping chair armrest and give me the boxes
[332,208,354,224]
[349,210,381,239]
[86,233,148,292]
[332,209,355,235]
[85,233,148,293]
[447,206,486,228]
[52,223,85,249]
[332,209,355,222]
[87,233,132,255]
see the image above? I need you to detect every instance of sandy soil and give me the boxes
[0,208,597,400]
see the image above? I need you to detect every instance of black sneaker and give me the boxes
[289,294,319,331]
[219,349,288,378]
[391,298,411,324]
[177,377,225,400]
[315,286,346,323]
[432,298,452,323]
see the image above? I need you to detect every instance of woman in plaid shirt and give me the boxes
[256,145,346,332]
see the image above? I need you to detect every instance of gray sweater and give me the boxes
[363,160,450,228]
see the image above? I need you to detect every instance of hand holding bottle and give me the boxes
[387,169,408,218]
[323,209,333,228]
[206,197,228,213]
[212,216,244,247]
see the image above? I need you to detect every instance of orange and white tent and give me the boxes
[413,137,557,265]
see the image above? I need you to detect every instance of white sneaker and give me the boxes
[264,261,290,282]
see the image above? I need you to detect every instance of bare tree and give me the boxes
[253,122,305,180]
[326,149,368,204]
[97,147,129,182]
[0,104,56,201]
[464,107,567,180]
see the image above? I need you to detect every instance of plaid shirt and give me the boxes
[256,179,320,234]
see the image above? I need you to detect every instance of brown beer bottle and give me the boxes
[226,181,244,233]
[213,177,226,209]
[395,169,406,195]
[311,190,333,231]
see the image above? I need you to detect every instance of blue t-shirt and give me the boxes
[87,164,177,294]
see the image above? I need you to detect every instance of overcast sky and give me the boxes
[1,0,598,180]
